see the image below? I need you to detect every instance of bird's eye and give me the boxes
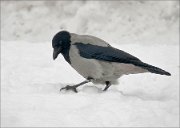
[53,43,59,48]
[54,44,59,48]
[53,41,62,48]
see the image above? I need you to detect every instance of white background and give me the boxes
[1,1,179,127]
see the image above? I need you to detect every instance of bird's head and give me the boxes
[52,31,71,60]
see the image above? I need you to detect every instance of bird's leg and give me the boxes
[103,81,111,91]
[60,78,92,93]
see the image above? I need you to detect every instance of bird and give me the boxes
[52,30,171,93]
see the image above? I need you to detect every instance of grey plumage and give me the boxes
[52,31,171,92]
[74,42,170,76]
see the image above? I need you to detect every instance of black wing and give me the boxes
[74,42,171,76]
[74,42,140,63]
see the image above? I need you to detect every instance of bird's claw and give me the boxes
[60,85,78,93]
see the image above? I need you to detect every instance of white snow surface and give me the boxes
[1,41,179,127]
[1,1,179,127]
[1,1,179,45]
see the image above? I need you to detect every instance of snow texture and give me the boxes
[1,1,179,127]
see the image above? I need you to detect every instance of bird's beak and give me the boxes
[53,47,62,60]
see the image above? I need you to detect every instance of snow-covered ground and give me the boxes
[1,41,179,127]
[1,1,179,127]
[1,1,179,45]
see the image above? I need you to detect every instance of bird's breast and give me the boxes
[69,45,104,79]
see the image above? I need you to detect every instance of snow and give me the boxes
[1,1,179,127]
[1,1,179,45]
[1,41,179,127]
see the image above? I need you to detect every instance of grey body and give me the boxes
[69,33,147,84]
[52,31,170,92]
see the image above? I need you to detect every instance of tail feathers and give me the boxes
[131,60,171,76]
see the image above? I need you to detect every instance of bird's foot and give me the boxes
[60,85,78,93]
[103,81,111,91]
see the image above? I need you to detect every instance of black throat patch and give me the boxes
[62,41,71,64]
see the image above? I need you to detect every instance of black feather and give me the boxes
[74,42,171,76]
[74,42,140,62]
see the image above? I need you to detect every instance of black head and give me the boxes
[52,31,71,60]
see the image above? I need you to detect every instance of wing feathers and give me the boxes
[74,42,140,62]
[74,42,171,76]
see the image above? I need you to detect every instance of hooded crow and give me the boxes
[52,31,171,93]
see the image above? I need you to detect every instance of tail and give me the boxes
[131,60,171,76]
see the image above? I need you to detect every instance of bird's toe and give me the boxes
[60,85,78,93]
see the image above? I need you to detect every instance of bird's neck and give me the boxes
[61,44,71,64]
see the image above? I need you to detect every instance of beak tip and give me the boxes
[53,47,61,60]
[53,56,57,60]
